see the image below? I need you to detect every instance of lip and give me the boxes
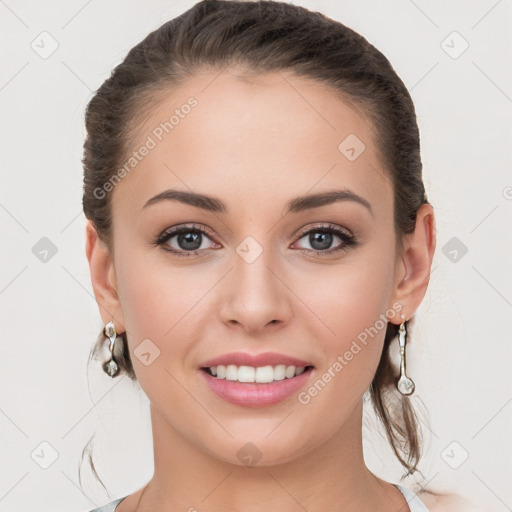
[199,366,315,407]
[199,351,313,369]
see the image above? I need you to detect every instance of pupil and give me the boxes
[178,231,201,250]
[310,231,332,250]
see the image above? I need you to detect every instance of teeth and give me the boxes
[208,364,307,383]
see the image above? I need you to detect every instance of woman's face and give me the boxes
[96,69,414,466]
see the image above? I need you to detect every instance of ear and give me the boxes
[388,203,436,322]
[85,220,126,332]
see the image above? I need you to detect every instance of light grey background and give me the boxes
[1,1,511,511]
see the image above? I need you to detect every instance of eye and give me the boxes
[292,223,358,255]
[155,224,219,257]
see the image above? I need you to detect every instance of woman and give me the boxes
[81,1,473,510]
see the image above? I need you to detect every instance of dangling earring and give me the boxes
[396,314,415,396]
[102,320,120,378]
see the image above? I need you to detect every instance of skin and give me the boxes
[86,68,438,512]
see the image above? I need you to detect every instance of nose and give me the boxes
[218,242,293,336]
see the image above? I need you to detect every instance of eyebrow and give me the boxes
[143,188,373,217]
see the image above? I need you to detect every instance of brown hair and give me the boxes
[80,0,430,495]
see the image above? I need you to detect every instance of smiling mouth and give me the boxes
[201,364,315,383]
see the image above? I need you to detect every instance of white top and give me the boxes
[88,483,429,511]
[395,483,430,511]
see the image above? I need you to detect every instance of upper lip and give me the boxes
[200,351,313,368]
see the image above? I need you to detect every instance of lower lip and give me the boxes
[199,367,315,407]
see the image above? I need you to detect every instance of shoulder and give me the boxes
[417,490,487,512]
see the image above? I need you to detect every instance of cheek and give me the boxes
[113,244,229,389]
[113,246,197,369]
[306,244,396,347]
[300,241,397,395]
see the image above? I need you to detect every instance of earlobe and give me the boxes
[85,220,125,331]
[389,203,437,322]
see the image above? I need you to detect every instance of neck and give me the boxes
[131,400,405,512]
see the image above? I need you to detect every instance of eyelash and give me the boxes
[154,223,358,258]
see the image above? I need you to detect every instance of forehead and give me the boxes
[112,69,393,220]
